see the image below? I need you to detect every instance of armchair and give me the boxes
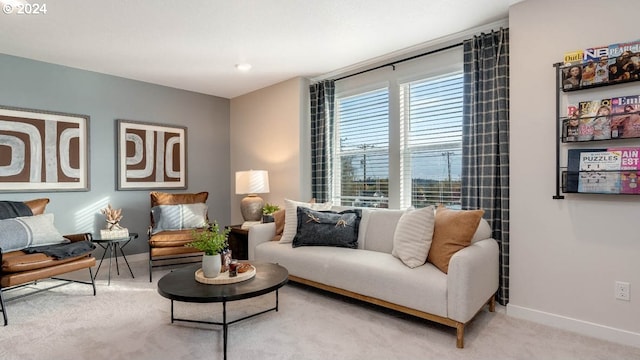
[148,191,209,282]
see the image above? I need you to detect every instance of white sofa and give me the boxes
[248,207,499,348]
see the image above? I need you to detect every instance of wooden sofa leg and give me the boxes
[489,295,496,312]
[0,288,7,326]
[456,322,464,348]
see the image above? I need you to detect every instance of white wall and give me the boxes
[229,77,309,224]
[509,0,640,347]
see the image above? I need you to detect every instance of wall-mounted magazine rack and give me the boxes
[553,62,640,199]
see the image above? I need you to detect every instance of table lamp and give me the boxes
[235,170,269,228]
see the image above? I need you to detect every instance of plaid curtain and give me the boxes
[310,80,335,203]
[461,28,510,305]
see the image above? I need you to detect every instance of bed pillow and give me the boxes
[427,205,484,274]
[280,199,332,244]
[0,213,68,253]
[150,203,209,234]
[292,207,361,248]
[391,206,436,268]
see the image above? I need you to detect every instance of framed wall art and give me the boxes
[117,119,187,190]
[0,105,90,192]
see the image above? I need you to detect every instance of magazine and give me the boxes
[563,49,584,66]
[608,147,640,194]
[610,95,640,139]
[583,46,609,85]
[578,150,621,194]
[566,149,606,192]
[607,40,640,83]
[576,100,600,141]
[563,105,580,142]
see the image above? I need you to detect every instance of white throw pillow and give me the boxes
[0,213,67,253]
[279,199,332,244]
[391,205,436,268]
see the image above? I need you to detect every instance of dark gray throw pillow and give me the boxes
[292,207,362,248]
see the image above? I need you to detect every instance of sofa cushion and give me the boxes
[255,241,448,318]
[24,198,50,216]
[0,213,68,253]
[280,199,332,244]
[391,206,435,268]
[293,208,361,248]
[150,203,208,234]
[427,206,484,274]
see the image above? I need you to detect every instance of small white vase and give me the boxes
[202,254,222,278]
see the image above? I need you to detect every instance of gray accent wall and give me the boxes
[0,54,230,255]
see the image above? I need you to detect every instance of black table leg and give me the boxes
[223,300,227,360]
[118,244,135,278]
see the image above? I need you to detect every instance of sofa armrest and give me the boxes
[64,233,92,243]
[446,238,499,323]
[247,223,276,260]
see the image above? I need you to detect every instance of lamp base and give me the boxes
[240,195,264,222]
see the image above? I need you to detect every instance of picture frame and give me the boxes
[0,105,90,192]
[117,119,187,190]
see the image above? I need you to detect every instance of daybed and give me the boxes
[248,201,499,348]
[0,198,96,325]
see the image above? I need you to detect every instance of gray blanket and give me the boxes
[0,201,32,220]
[22,240,96,259]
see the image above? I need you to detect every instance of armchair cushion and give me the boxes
[150,203,208,234]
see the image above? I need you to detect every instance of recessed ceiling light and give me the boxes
[235,63,252,72]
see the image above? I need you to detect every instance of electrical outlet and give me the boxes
[615,281,630,301]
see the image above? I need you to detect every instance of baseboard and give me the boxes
[507,304,640,348]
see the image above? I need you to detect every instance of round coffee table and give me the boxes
[157,262,288,360]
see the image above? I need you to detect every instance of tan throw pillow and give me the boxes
[427,205,484,274]
[271,209,286,240]
[391,206,435,268]
[23,198,50,215]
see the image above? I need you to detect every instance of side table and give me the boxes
[227,225,248,260]
[91,232,138,285]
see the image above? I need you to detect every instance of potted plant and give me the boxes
[262,203,280,223]
[187,221,230,277]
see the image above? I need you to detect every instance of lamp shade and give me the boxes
[235,170,270,195]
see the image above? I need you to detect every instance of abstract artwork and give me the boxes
[0,105,89,192]
[117,119,187,190]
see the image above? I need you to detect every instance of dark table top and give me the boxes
[157,262,288,303]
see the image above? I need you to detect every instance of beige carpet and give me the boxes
[1,258,638,360]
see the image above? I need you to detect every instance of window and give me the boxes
[334,88,389,207]
[330,48,463,209]
[400,73,463,209]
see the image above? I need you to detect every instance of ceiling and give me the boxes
[0,0,522,99]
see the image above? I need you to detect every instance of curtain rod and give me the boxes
[334,42,463,82]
